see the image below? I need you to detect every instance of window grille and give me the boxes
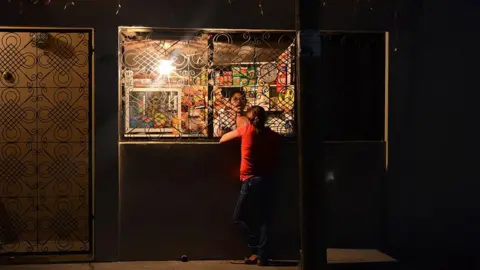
[119,28,296,140]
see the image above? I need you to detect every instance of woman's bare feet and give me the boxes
[244,254,258,264]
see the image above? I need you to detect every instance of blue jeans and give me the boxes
[233,176,271,260]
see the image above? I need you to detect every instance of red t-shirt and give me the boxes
[236,124,281,181]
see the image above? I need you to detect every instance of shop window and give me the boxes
[119,28,296,140]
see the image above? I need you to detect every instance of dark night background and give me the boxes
[0,0,478,268]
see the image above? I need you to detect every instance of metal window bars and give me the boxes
[120,28,296,140]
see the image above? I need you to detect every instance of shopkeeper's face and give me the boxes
[230,92,245,112]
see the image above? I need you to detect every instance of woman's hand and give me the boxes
[220,130,239,143]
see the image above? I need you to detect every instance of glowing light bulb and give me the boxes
[157,60,174,75]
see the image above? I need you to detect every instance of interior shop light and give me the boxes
[157,60,175,75]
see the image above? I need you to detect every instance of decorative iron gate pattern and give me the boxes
[119,29,296,140]
[0,29,92,254]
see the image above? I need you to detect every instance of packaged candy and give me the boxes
[248,66,256,78]
[240,66,248,76]
[241,78,249,86]
[232,66,241,77]
[233,77,241,86]
[215,72,221,85]
[201,69,207,85]
[225,71,233,86]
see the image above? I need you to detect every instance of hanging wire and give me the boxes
[353,0,359,17]
[9,0,86,14]
[116,0,121,15]
[393,10,398,52]
[64,1,74,10]
[226,0,262,14]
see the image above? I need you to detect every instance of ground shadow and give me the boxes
[0,200,19,249]
[269,260,299,267]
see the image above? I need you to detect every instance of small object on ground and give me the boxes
[230,260,247,264]
[180,255,188,262]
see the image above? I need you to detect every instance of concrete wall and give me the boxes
[118,142,385,261]
[118,143,299,261]
[384,1,479,267]
[318,0,480,266]
[298,0,479,266]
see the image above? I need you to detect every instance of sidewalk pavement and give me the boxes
[0,261,298,270]
[0,249,397,269]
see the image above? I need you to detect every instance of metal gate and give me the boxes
[0,28,93,254]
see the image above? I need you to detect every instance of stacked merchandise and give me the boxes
[215,65,258,86]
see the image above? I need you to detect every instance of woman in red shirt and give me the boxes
[220,105,280,266]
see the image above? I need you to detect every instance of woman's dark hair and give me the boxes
[246,105,266,132]
[228,87,245,102]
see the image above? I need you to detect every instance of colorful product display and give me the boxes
[276,61,288,93]
[127,84,208,136]
[244,86,269,111]
[215,65,259,86]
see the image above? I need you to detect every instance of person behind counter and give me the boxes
[214,88,249,136]
[219,105,281,266]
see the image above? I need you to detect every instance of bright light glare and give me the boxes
[158,60,174,75]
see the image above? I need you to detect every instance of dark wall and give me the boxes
[118,142,385,261]
[318,0,480,266]
[385,1,480,267]
[118,143,300,261]
[306,0,479,266]
[325,143,386,249]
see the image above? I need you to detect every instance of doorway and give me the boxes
[0,28,94,255]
